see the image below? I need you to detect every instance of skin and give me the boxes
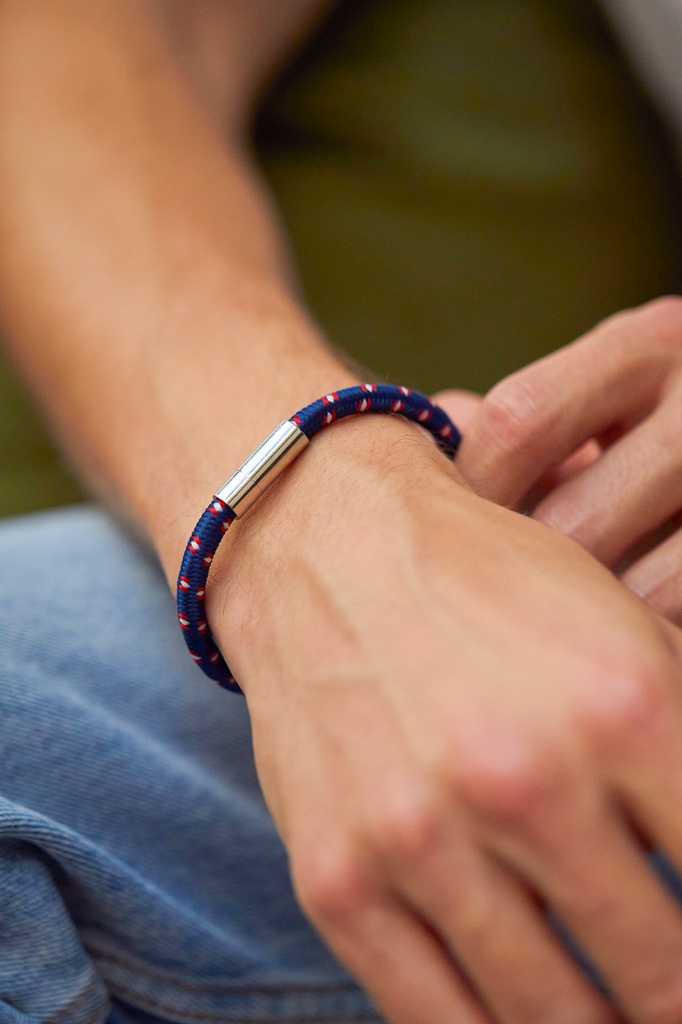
[2,4,682,1023]
[451,298,682,625]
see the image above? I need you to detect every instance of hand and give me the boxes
[454,297,682,625]
[209,411,682,1024]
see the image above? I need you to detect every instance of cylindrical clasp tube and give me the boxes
[214,420,309,517]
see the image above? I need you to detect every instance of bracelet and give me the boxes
[176,384,461,693]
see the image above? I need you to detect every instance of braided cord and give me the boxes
[177,384,460,693]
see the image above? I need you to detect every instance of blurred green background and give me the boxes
[1,0,681,517]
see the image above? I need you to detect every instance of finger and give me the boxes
[310,889,495,1024]
[598,645,682,880]
[490,788,682,1024]
[552,439,603,485]
[523,439,602,510]
[457,306,671,507]
[432,389,483,434]
[390,825,618,1024]
[622,527,682,625]
[531,408,682,567]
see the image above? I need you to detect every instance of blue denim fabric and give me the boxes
[0,507,384,1024]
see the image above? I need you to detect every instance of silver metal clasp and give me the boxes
[214,420,309,517]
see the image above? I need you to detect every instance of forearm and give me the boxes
[0,0,359,577]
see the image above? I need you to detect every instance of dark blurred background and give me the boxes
[2,0,681,517]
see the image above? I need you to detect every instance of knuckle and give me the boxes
[479,373,550,458]
[293,845,372,928]
[637,295,682,350]
[643,293,682,322]
[454,742,569,833]
[580,654,669,752]
[370,790,442,863]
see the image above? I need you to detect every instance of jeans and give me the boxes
[0,507,384,1024]
[4,507,682,1024]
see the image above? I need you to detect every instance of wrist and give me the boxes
[135,285,363,579]
[213,400,468,570]
[201,400,469,692]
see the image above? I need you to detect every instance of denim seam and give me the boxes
[93,951,362,998]
[113,982,381,1024]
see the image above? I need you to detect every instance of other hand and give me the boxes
[453,297,682,625]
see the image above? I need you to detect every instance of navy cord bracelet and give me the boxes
[177,384,461,693]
